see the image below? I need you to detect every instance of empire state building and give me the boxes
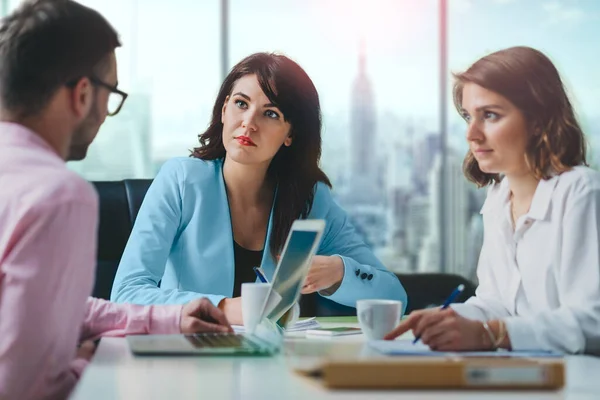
[350,41,379,201]
[341,41,387,248]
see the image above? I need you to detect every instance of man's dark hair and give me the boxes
[0,0,121,118]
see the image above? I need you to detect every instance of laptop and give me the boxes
[127,219,326,356]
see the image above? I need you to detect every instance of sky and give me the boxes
[7,0,600,154]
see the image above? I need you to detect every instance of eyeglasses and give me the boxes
[89,76,128,117]
[65,76,128,117]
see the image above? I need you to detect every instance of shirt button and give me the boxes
[367,274,373,280]
[355,269,360,276]
[361,273,368,280]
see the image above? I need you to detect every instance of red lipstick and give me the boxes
[236,136,256,147]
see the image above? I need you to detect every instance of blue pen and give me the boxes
[253,267,268,283]
[413,284,465,344]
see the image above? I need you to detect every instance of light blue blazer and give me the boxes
[110,157,407,310]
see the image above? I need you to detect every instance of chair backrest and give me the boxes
[309,273,477,317]
[396,273,476,314]
[92,180,152,300]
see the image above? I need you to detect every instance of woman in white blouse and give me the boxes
[385,46,600,355]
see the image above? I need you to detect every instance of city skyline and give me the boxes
[6,0,598,280]
[331,41,479,277]
[6,0,595,134]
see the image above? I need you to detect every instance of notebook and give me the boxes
[369,340,563,358]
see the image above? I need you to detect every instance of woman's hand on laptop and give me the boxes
[301,255,344,294]
[180,298,234,334]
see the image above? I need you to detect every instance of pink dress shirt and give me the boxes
[0,123,183,400]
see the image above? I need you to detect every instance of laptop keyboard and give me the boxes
[186,333,259,350]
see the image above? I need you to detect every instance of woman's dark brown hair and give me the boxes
[453,46,587,187]
[192,52,331,259]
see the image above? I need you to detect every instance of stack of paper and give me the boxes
[369,340,562,358]
[233,317,320,333]
[285,317,320,332]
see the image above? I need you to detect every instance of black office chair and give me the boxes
[396,273,476,314]
[308,273,476,317]
[92,180,152,300]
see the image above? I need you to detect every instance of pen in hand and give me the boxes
[413,284,465,344]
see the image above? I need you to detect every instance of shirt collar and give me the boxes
[479,174,559,222]
[480,178,510,215]
[527,174,559,221]
[0,121,61,160]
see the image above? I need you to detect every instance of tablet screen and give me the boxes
[266,229,321,323]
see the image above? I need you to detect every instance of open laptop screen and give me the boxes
[264,221,324,323]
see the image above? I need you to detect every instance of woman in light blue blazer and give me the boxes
[111,53,406,324]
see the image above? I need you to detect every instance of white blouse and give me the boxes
[452,166,600,354]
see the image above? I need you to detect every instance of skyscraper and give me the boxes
[406,194,430,267]
[466,213,484,282]
[419,153,470,274]
[340,40,388,249]
[350,39,376,180]
[412,133,442,195]
[347,39,383,205]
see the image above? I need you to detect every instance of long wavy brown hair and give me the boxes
[192,52,331,259]
[453,46,587,187]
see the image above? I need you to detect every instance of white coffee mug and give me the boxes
[357,299,402,340]
[241,283,271,334]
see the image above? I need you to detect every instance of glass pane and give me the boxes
[230,0,440,275]
[446,0,600,277]
[63,0,221,180]
[6,0,20,14]
[107,91,123,116]
[449,0,600,281]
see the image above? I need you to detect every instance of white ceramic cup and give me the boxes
[356,299,403,340]
[241,283,272,334]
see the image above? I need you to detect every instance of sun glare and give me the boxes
[310,0,433,53]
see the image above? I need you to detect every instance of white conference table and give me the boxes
[71,321,600,400]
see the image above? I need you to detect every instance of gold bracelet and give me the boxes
[494,320,507,348]
[481,321,497,349]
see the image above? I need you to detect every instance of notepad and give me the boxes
[233,317,320,333]
[369,340,562,358]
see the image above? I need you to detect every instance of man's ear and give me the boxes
[69,77,94,119]
[221,95,230,124]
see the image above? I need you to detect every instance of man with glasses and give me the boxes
[0,1,232,399]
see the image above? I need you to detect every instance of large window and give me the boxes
[6,0,222,180]
[447,0,600,279]
[230,0,440,275]
[70,0,221,180]
[4,0,599,280]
